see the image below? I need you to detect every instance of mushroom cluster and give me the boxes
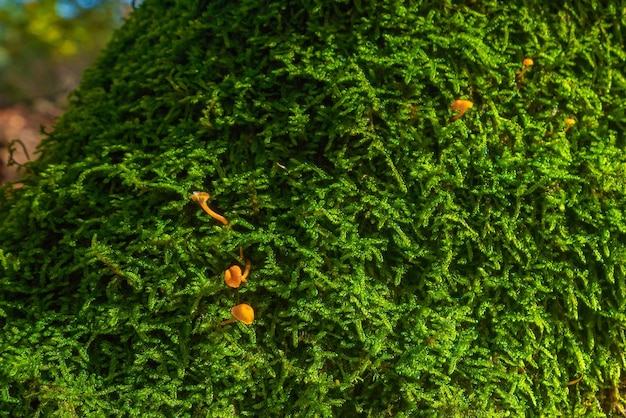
[449,58,576,133]
[190,192,256,326]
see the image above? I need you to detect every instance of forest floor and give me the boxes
[0,101,62,184]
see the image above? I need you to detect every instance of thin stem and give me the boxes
[219,317,237,326]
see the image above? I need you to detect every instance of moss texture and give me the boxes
[1,0,626,416]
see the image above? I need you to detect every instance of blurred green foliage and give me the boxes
[0,0,126,105]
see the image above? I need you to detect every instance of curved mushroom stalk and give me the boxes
[190,191,229,225]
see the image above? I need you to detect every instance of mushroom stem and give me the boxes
[566,373,584,386]
[219,317,237,326]
[241,258,252,282]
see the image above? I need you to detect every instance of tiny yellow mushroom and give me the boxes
[516,57,534,82]
[449,99,473,122]
[564,118,576,133]
[219,303,255,326]
[190,191,229,225]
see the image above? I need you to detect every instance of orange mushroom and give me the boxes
[224,247,252,288]
[564,118,576,133]
[219,303,255,326]
[516,57,534,82]
[224,258,251,288]
[190,191,228,225]
[449,99,473,122]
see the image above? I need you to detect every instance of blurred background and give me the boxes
[0,0,133,183]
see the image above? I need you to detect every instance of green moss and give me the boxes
[1,0,625,416]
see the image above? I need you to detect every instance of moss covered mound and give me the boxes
[1,0,626,416]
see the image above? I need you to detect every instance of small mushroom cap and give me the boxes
[450,99,473,111]
[231,303,254,324]
[565,118,576,126]
[224,265,243,288]
[522,57,534,67]
[190,191,210,203]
